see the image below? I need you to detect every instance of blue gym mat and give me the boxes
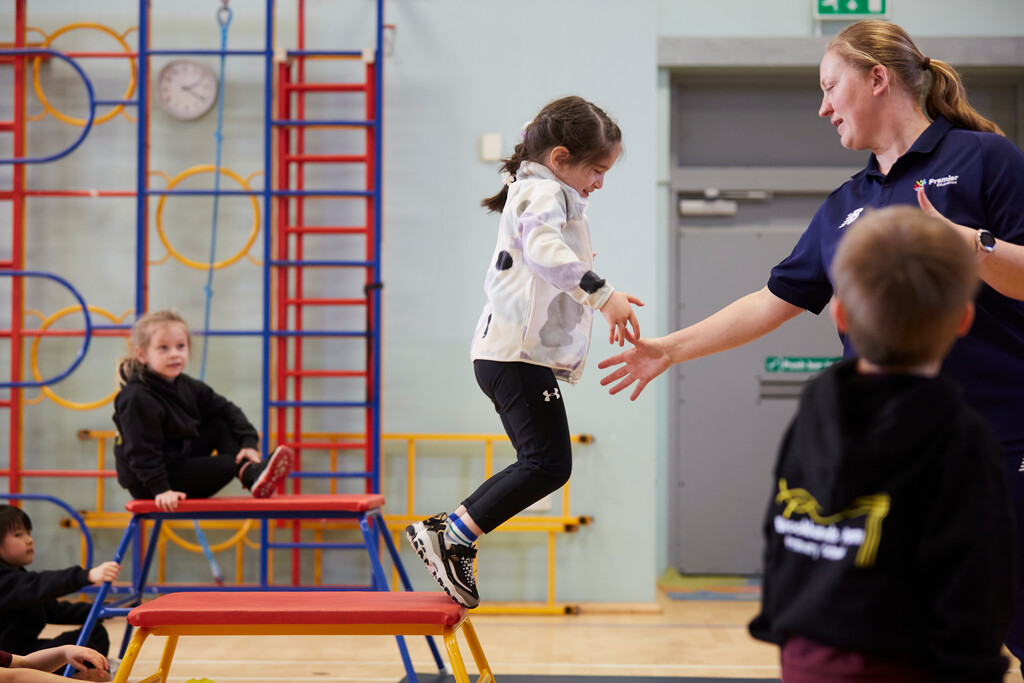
[658,568,762,601]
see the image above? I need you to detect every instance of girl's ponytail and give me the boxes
[481,142,529,213]
[116,356,144,387]
[924,59,1003,135]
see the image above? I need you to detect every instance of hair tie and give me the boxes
[501,171,514,186]
[922,57,931,70]
[519,120,533,140]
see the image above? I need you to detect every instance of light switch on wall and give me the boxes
[480,133,502,162]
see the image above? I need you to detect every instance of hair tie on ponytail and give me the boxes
[922,57,931,70]
[501,171,514,186]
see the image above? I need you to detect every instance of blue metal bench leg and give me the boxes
[67,514,145,676]
[112,517,164,658]
[371,510,447,670]
[359,513,420,683]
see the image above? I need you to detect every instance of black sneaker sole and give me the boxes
[405,524,478,609]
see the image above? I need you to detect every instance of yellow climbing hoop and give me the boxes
[155,165,261,270]
[29,305,128,411]
[161,520,255,554]
[31,23,138,126]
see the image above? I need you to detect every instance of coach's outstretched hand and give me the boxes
[598,337,672,401]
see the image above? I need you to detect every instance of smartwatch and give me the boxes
[977,229,996,254]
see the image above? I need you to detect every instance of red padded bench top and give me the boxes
[125,493,385,514]
[127,591,466,628]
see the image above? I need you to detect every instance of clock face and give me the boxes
[156,59,219,121]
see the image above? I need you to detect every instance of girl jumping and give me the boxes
[406,96,643,607]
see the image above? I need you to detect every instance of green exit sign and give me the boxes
[815,0,887,17]
[765,356,842,373]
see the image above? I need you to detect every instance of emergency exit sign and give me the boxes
[815,0,887,17]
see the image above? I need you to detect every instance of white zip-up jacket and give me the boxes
[470,161,614,384]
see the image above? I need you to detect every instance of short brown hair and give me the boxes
[831,206,979,367]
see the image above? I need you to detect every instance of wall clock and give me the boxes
[155,59,219,121]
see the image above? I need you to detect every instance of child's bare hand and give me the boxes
[64,646,110,680]
[235,447,261,465]
[599,291,644,346]
[88,561,121,585]
[155,489,187,512]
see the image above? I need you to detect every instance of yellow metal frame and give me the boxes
[73,430,593,613]
[112,613,495,683]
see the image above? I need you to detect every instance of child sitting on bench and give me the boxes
[113,310,293,512]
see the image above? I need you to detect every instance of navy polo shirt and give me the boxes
[768,117,1024,448]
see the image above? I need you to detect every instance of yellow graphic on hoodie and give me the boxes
[774,479,890,568]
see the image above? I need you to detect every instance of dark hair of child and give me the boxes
[0,505,31,541]
[481,95,623,213]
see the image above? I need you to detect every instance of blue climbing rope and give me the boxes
[199,2,233,381]
[193,0,234,586]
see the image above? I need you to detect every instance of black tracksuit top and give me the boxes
[749,361,1015,682]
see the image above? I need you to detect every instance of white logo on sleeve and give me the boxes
[838,207,864,230]
[542,388,561,402]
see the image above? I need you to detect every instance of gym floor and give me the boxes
[53,589,1024,682]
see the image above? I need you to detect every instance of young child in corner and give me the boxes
[0,506,119,663]
[0,644,111,681]
[406,96,643,608]
[749,205,1015,682]
[112,310,293,512]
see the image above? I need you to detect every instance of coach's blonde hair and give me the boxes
[828,20,1003,136]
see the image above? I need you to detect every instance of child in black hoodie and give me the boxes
[112,310,293,512]
[749,206,1015,682]
[0,506,119,662]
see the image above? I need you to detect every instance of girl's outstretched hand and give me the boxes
[598,336,672,401]
[599,291,643,346]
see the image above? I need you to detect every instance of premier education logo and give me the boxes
[915,175,960,191]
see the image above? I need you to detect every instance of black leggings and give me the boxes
[464,360,573,534]
[128,417,245,500]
